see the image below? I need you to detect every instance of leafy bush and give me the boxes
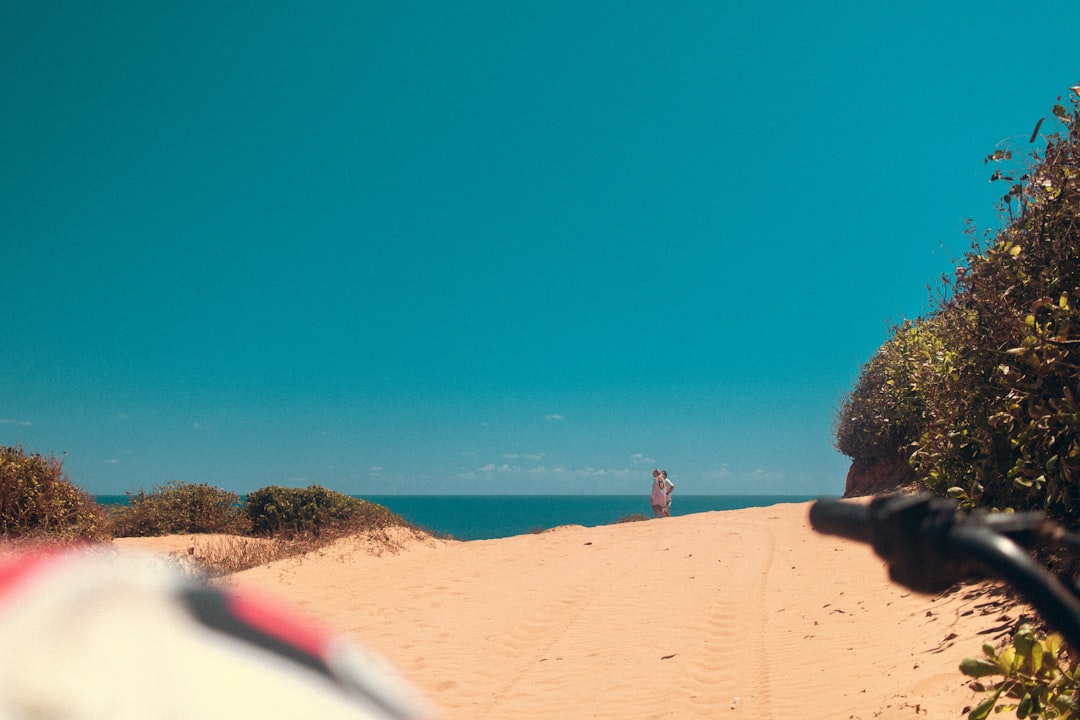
[109,481,249,537]
[903,300,1012,509]
[835,317,944,461]
[961,624,1080,719]
[245,484,402,539]
[0,445,107,541]
[836,86,1080,519]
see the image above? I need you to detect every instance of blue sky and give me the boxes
[3,3,1079,496]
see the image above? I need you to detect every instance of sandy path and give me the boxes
[219,502,1021,720]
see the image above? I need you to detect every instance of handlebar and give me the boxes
[807,497,873,544]
[810,494,1080,650]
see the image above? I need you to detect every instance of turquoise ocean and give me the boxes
[98,494,816,541]
[366,495,816,540]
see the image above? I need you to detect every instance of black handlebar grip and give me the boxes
[809,498,874,545]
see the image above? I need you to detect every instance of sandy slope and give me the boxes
[202,502,1027,720]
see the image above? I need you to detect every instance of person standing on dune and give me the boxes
[650,468,674,518]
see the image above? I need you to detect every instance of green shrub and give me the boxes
[961,624,1080,719]
[836,86,1080,519]
[109,481,249,537]
[920,94,1080,516]
[835,317,943,461]
[0,445,107,541]
[903,301,1012,509]
[245,484,402,539]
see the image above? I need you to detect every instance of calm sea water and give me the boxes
[364,495,815,540]
[95,494,816,541]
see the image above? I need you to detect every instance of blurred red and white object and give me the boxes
[0,547,437,720]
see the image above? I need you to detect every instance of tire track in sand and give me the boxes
[472,516,782,720]
[470,526,665,719]
[440,520,717,719]
[671,518,777,718]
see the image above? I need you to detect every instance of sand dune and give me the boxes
[202,502,1027,720]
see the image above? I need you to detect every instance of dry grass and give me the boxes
[169,535,296,577]
[169,524,435,579]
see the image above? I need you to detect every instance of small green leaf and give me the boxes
[1015,626,1037,655]
[998,646,1019,672]
[1044,633,1064,657]
[1030,640,1044,672]
[968,694,998,720]
[1017,692,1033,718]
[961,657,1003,678]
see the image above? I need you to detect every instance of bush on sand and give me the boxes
[0,445,107,543]
[108,481,250,537]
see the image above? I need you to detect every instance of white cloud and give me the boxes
[499,452,545,462]
[702,466,733,480]
[544,414,564,422]
[629,453,655,465]
[460,460,639,491]
[0,418,32,426]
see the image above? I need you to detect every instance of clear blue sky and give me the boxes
[3,3,1078,496]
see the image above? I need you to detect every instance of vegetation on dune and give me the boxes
[245,484,402,539]
[0,445,108,542]
[0,448,417,574]
[109,481,250,537]
[836,87,1080,519]
[108,482,418,576]
[617,513,650,523]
